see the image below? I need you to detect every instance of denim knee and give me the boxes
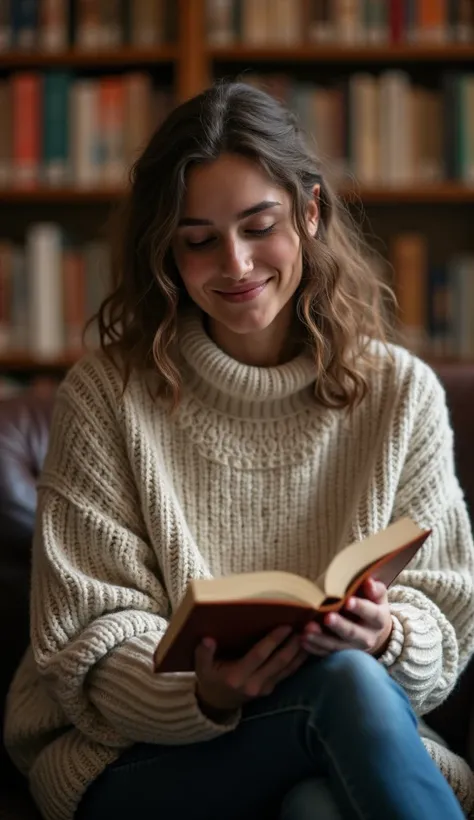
[312,649,414,724]
[279,777,343,820]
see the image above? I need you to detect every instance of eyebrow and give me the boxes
[177,200,282,227]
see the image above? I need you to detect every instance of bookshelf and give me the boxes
[0,0,473,383]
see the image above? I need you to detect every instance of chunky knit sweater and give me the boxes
[4,311,474,820]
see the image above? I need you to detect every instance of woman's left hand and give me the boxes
[301,577,393,657]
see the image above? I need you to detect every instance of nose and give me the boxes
[220,236,253,279]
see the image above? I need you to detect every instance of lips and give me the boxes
[214,279,270,304]
[215,280,269,295]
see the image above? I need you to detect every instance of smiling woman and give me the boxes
[172,155,317,366]
[97,80,392,408]
[4,81,474,820]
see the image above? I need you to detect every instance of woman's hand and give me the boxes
[301,578,393,658]
[195,626,308,721]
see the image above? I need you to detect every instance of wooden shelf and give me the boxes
[209,43,474,62]
[340,183,474,204]
[0,46,178,68]
[0,354,79,371]
[0,184,473,205]
[0,187,125,203]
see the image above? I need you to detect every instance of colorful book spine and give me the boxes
[43,71,70,185]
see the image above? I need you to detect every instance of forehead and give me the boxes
[181,153,288,217]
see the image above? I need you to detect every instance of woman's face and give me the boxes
[172,153,318,341]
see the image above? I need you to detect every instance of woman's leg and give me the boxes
[76,650,464,820]
[279,777,343,820]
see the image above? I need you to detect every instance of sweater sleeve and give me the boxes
[31,356,239,748]
[377,362,474,715]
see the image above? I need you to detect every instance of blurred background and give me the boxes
[0,0,473,396]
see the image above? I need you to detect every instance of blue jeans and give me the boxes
[76,650,463,819]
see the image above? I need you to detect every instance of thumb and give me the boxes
[195,637,216,675]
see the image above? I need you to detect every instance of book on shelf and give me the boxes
[0,70,172,190]
[205,0,474,46]
[0,223,111,360]
[244,70,474,188]
[390,231,474,360]
[153,517,431,674]
[0,0,175,53]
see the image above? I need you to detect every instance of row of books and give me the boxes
[207,0,474,46]
[247,72,474,186]
[392,233,474,358]
[0,224,110,359]
[0,72,172,189]
[0,0,174,52]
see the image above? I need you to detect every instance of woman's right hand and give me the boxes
[195,626,308,721]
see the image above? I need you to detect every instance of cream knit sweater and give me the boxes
[4,311,474,820]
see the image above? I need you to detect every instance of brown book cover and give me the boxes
[154,518,431,674]
[391,232,428,354]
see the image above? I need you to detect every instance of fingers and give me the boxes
[302,622,355,654]
[229,625,293,686]
[345,596,387,630]
[261,649,308,695]
[195,637,217,677]
[245,633,302,696]
[360,578,388,604]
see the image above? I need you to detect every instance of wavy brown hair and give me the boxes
[96,80,394,409]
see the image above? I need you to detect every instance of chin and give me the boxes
[211,305,277,336]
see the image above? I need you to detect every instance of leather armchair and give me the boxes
[1,366,473,817]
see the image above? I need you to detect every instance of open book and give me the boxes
[153,517,431,673]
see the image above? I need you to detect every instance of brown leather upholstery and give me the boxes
[0,366,473,815]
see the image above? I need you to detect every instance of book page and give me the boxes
[192,571,326,610]
[323,518,429,600]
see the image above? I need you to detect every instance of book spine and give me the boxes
[241,0,268,44]
[62,246,86,355]
[391,232,429,354]
[12,72,41,189]
[456,0,474,42]
[99,76,125,185]
[417,0,448,42]
[9,246,28,353]
[70,79,99,187]
[0,0,12,50]
[206,0,236,45]
[0,241,12,352]
[39,0,69,50]
[350,73,379,184]
[363,0,389,43]
[389,0,404,42]
[0,78,12,187]
[378,70,412,186]
[334,0,363,43]
[43,71,70,185]
[459,74,474,184]
[26,223,64,358]
[84,240,111,347]
[124,71,152,171]
[75,0,101,48]
[131,0,163,46]
[428,264,451,357]
[12,0,38,49]
[99,0,122,47]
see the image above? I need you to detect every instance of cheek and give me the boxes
[175,251,212,294]
[265,233,301,275]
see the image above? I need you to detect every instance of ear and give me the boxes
[306,184,320,238]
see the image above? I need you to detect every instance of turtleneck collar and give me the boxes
[178,310,318,418]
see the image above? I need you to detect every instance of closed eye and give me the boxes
[185,224,275,251]
[246,225,275,237]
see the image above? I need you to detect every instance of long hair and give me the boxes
[95,80,394,409]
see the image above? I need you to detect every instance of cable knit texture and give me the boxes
[4,310,474,819]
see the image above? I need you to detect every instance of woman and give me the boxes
[5,82,474,820]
